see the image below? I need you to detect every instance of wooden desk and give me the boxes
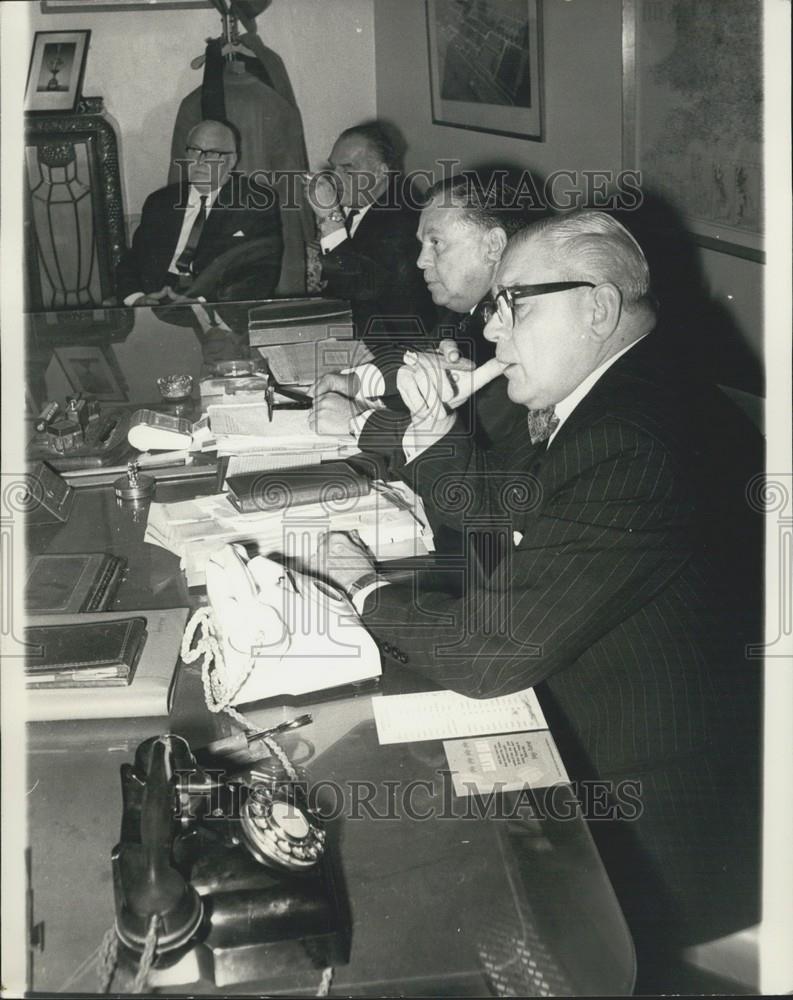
[24,304,636,996]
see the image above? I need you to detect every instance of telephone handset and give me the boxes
[181,542,381,721]
[108,732,349,989]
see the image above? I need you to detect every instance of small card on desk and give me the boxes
[443,732,569,796]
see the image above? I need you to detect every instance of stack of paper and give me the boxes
[207,401,350,479]
[144,480,435,588]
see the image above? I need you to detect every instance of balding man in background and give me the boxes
[314,172,532,450]
[116,118,283,305]
[308,120,436,339]
[315,211,763,991]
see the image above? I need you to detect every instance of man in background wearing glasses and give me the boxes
[315,210,763,991]
[116,118,282,305]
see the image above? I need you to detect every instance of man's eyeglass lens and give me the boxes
[482,281,596,327]
[186,146,233,161]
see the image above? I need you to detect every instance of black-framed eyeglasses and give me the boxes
[185,145,235,162]
[481,281,596,328]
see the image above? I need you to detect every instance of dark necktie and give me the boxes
[344,208,359,237]
[174,195,208,279]
[527,406,559,445]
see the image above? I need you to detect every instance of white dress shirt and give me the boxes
[319,203,372,254]
[546,335,648,445]
[123,184,222,306]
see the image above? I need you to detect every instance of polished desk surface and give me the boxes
[25,303,636,996]
[25,302,255,459]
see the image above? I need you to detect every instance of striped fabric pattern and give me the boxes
[361,334,763,947]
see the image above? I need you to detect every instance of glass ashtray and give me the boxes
[157,373,194,401]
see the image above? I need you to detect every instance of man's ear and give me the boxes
[484,226,508,262]
[590,283,622,340]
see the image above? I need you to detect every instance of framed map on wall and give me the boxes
[622,0,763,261]
[426,0,543,141]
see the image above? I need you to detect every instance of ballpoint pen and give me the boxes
[203,714,313,755]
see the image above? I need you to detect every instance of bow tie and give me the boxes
[527,406,559,445]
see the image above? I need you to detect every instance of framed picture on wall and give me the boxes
[425,0,543,141]
[41,1,211,11]
[25,30,91,114]
[622,0,763,262]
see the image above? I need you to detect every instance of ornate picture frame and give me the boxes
[622,0,763,262]
[425,0,543,141]
[25,30,91,114]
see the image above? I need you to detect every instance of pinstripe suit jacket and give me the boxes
[361,333,763,944]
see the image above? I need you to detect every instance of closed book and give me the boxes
[225,460,371,514]
[25,552,126,614]
[25,616,147,688]
[26,608,189,722]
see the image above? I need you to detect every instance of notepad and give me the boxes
[372,688,548,745]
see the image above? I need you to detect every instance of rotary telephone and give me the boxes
[108,732,350,990]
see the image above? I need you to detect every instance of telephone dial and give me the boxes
[110,732,350,989]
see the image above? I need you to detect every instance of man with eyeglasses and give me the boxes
[116,118,282,305]
[306,121,436,340]
[313,210,762,991]
[312,173,531,451]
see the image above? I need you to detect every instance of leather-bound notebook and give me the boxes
[225,460,371,514]
[25,617,147,688]
[25,552,126,614]
[26,608,189,722]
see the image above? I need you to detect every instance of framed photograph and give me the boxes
[25,30,90,114]
[425,0,543,141]
[622,0,763,262]
[53,346,127,402]
[41,0,210,11]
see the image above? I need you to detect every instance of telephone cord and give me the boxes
[96,926,118,992]
[97,914,159,993]
[182,608,300,780]
[182,606,260,732]
[317,964,334,996]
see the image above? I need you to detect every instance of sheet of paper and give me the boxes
[372,688,547,745]
[444,731,569,796]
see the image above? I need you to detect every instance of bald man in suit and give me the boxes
[313,211,763,991]
[116,119,282,305]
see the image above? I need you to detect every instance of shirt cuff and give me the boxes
[124,292,145,306]
[349,409,373,442]
[352,579,389,614]
[320,228,347,254]
[402,422,437,464]
[351,363,386,400]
